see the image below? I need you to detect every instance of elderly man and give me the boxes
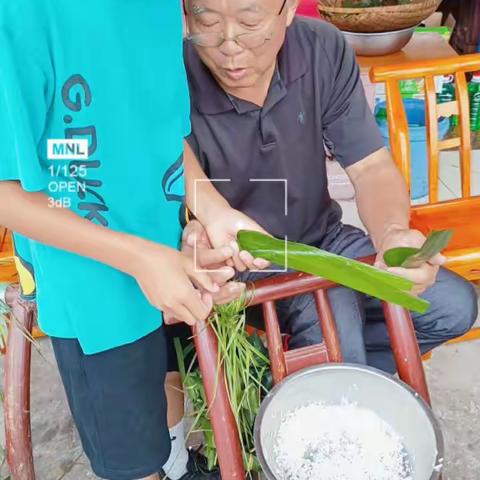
[182,0,478,372]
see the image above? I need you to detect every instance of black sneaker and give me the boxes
[161,447,221,479]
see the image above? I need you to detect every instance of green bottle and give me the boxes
[375,106,387,122]
[468,72,480,132]
[400,79,422,99]
[437,75,458,127]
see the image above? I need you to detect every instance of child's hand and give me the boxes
[131,240,219,326]
[182,220,245,305]
[182,219,234,272]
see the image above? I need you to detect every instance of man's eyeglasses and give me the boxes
[184,0,288,49]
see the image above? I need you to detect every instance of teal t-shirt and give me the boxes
[0,0,190,354]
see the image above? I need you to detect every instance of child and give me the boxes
[0,1,265,478]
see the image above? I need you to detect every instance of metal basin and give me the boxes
[255,364,444,480]
[342,26,416,56]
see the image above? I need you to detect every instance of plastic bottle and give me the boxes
[468,72,480,132]
[437,74,458,127]
[400,79,423,99]
[375,106,387,123]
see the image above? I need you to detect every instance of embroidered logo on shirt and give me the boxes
[298,111,306,125]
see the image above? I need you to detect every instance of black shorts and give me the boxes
[51,327,181,480]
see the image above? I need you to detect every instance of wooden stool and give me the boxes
[193,256,430,479]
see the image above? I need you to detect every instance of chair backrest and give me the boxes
[248,270,344,383]
[246,256,431,404]
[370,53,480,204]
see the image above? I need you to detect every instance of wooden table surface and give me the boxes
[357,32,458,73]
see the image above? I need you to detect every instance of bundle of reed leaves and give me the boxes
[175,298,271,476]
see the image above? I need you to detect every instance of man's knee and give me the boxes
[420,270,478,340]
[448,278,478,337]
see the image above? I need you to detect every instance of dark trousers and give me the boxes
[238,224,478,374]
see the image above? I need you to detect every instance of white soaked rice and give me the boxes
[273,402,413,480]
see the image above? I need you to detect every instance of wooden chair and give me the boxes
[370,54,480,342]
[4,255,431,480]
[0,227,18,284]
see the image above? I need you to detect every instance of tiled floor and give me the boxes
[438,150,480,199]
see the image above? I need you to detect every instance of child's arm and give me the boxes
[183,140,230,219]
[0,181,222,325]
[0,27,224,325]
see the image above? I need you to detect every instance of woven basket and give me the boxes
[317,0,442,33]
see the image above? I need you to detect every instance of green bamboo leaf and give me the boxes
[173,337,186,378]
[237,230,430,314]
[383,247,420,267]
[384,230,453,268]
[247,332,268,358]
[239,232,412,291]
[402,230,453,268]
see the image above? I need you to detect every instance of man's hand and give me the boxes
[203,208,271,272]
[182,220,246,305]
[183,142,270,272]
[131,240,220,326]
[375,228,446,295]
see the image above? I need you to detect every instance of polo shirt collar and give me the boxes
[185,20,308,115]
[227,68,284,115]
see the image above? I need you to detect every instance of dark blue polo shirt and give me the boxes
[185,18,384,246]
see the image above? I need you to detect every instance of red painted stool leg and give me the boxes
[383,302,431,405]
[192,318,245,479]
[4,286,36,480]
